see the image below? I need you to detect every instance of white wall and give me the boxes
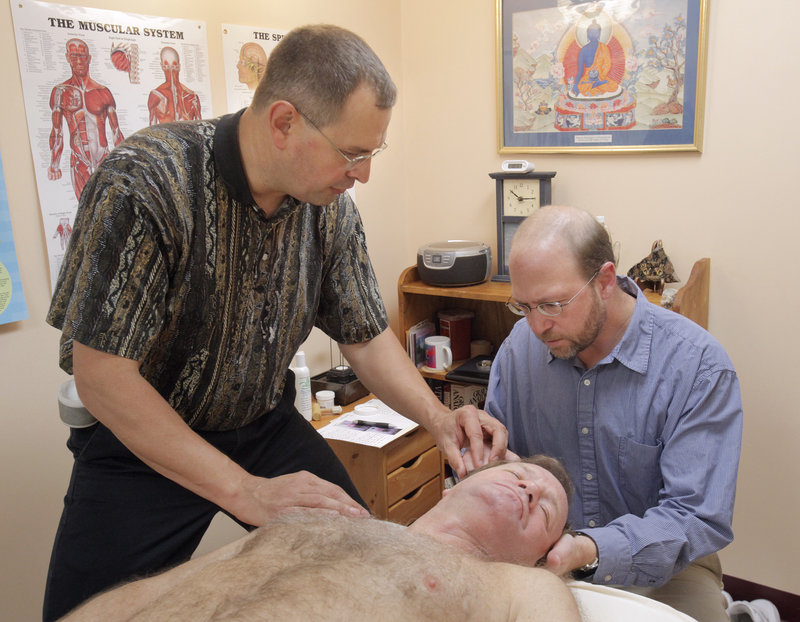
[0,0,797,618]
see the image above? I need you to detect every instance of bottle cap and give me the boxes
[295,350,306,367]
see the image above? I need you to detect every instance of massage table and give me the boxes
[568,582,698,621]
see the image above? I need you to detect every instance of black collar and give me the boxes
[213,108,256,205]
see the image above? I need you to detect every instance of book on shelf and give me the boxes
[406,318,435,368]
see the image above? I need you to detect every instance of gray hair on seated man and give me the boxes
[61,455,580,621]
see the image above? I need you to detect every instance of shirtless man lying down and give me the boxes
[62,456,580,621]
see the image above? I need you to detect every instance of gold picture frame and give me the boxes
[496,0,710,153]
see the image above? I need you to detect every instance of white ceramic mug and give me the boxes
[425,335,453,371]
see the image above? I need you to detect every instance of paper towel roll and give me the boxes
[58,379,97,428]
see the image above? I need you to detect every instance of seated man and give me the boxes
[61,457,581,621]
[487,205,741,622]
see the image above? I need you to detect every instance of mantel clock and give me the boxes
[489,170,556,282]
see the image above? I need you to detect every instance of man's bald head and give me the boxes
[511,205,614,280]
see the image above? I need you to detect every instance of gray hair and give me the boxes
[251,24,396,126]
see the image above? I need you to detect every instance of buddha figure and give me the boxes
[571,20,619,97]
[553,13,634,132]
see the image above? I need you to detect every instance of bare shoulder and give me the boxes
[462,558,582,622]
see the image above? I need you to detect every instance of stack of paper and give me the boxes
[317,399,418,448]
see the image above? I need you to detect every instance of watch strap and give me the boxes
[571,531,599,579]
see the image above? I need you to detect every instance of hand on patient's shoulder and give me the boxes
[229,470,368,527]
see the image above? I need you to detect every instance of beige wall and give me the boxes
[398,0,800,597]
[0,0,796,617]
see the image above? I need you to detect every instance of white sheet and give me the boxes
[568,582,698,622]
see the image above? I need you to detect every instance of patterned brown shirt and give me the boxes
[47,110,388,431]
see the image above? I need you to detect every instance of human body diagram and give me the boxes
[148,47,202,125]
[48,38,124,200]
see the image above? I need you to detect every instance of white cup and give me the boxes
[425,335,453,371]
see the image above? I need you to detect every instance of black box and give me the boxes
[310,367,369,406]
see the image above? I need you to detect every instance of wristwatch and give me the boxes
[572,531,599,579]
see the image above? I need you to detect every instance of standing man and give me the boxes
[48,38,124,200]
[147,46,202,125]
[485,205,742,622]
[44,24,507,621]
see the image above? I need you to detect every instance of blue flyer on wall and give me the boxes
[0,155,28,325]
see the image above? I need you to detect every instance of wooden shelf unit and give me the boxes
[396,266,518,380]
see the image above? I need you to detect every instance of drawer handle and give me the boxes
[401,454,424,470]
[402,485,425,501]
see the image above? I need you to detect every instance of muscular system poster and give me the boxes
[10,1,213,289]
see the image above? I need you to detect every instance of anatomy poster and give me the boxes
[10,1,213,289]
[221,23,287,113]
[0,154,29,326]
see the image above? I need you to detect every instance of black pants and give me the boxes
[42,385,364,621]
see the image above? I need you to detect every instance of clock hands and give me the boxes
[510,190,536,201]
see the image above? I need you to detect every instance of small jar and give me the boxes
[353,404,377,418]
[315,390,335,410]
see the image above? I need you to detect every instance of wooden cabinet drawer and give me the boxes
[387,476,442,525]
[384,426,436,473]
[322,401,443,524]
[386,446,441,506]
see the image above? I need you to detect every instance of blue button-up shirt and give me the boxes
[485,277,742,587]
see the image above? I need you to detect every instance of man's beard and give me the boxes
[540,290,605,360]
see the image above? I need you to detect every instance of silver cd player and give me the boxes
[417,240,491,287]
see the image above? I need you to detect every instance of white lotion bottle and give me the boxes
[291,351,313,421]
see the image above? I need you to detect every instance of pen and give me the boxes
[354,419,392,429]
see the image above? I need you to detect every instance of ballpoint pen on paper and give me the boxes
[354,419,392,429]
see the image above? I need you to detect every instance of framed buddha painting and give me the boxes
[496,0,709,153]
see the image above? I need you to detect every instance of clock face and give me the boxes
[502,179,540,217]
